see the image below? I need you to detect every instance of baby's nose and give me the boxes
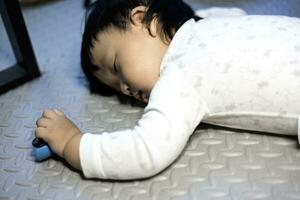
[120,83,133,96]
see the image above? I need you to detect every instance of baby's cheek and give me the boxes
[122,64,157,92]
[133,76,156,94]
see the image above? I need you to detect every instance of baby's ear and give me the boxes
[130,6,158,38]
[130,6,147,26]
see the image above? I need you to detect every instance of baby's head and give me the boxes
[81,0,200,102]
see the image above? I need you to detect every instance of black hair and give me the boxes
[81,0,201,96]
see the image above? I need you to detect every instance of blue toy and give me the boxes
[32,138,53,161]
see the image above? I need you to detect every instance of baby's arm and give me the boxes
[35,72,208,179]
[63,133,82,170]
[79,72,209,180]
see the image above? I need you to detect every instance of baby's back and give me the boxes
[161,15,300,135]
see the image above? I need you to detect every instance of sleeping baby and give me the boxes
[35,0,300,180]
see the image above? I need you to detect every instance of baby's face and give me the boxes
[90,20,168,103]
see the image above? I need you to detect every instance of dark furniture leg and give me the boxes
[0,0,40,95]
[84,0,90,8]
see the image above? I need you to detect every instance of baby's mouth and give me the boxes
[134,91,149,103]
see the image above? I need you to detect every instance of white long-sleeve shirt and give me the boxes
[80,14,300,180]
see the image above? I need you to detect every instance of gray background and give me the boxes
[0,0,300,199]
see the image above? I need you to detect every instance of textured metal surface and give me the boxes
[1,0,300,199]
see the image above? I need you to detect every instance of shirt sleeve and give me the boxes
[79,72,210,180]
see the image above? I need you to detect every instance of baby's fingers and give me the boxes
[42,109,57,119]
[36,118,51,128]
[35,127,47,140]
[53,109,64,116]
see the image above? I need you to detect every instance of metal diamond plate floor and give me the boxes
[1,0,300,199]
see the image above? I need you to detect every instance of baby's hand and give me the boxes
[35,109,82,158]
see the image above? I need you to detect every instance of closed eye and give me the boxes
[113,56,118,73]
